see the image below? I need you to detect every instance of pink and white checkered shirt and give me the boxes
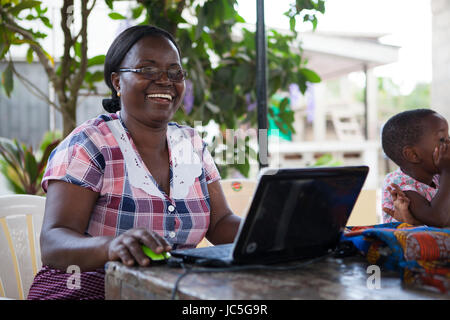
[28,112,221,300]
[381,168,439,223]
[42,112,220,248]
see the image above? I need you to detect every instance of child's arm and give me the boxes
[383,183,422,225]
[406,143,450,227]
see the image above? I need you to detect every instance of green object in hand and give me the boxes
[142,245,171,261]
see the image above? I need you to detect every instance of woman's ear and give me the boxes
[402,146,421,164]
[111,72,120,93]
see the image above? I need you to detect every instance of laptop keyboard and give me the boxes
[174,243,233,260]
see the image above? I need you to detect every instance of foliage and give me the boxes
[0,0,104,137]
[0,131,61,195]
[1,0,326,178]
[376,78,431,121]
[308,153,343,167]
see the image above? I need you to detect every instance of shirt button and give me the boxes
[168,205,175,213]
[168,231,176,238]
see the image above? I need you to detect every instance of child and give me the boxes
[381,108,450,227]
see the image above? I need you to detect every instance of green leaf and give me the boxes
[39,15,52,28]
[0,159,26,194]
[234,13,246,23]
[108,12,126,20]
[39,131,62,153]
[34,3,47,15]
[74,41,81,58]
[24,149,38,183]
[90,70,104,83]
[105,0,113,10]
[300,68,321,83]
[87,54,105,67]
[289,17,296,31]
[0,41,7,60]
[26,47,34,63]
[2,62,14,97]
[37,139,59,174]
[132,5,144,19]
[8,0,41,16]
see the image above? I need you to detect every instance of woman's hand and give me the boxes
[107,228,172,267]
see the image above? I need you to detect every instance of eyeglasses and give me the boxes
[118,67,187,82]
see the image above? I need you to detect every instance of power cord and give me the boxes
[169,251,335,300]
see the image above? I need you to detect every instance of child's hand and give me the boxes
[383,183,422,225]
[433,139,450,173]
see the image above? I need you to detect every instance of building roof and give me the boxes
[298,31,399,80]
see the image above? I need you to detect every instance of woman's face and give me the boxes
[112,35,185,128]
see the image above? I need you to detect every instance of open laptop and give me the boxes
[171,166,369,266]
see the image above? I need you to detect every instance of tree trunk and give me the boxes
[61,102,77,137]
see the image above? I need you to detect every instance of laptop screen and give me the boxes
[233,167,368,264]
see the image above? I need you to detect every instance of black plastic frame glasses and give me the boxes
[118,67,187,82]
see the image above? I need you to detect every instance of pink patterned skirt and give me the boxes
[27,265,105,300]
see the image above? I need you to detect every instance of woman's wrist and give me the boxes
[98,236,115,266]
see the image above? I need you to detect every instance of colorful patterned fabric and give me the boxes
[28,112,220,300]
[342,222,450,294]
[381,168,440,223]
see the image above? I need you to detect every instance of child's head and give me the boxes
[382,109,449,171]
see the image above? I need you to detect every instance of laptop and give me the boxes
[171,166,369,267]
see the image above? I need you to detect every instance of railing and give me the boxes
[268,140,380,190]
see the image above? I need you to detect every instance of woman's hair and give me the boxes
[102,25,181,113]
[381,108,437,166]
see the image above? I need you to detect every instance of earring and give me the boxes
[117,91,121,97]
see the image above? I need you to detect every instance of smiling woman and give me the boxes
[26,25,241,300]
[108,33,186,130]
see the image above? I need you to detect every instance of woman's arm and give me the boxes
[205,180,242,245]
[41,180,171,272]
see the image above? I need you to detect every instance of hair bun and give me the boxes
[102,98,121,113]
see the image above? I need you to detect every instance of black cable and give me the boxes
[170,251,334,300]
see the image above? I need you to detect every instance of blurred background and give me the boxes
[1,0,447,222]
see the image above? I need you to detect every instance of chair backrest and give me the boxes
[0,195,45,300]
[219,179,257,218]
[196,179,257,248]
[347,189,379,226]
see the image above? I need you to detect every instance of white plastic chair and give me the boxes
[0,195,45,300]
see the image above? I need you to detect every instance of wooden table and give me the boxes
[104,256,448,300]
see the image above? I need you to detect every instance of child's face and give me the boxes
[416,113,449,173]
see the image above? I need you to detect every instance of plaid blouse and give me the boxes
[381,168,440,223]
[41,112,220,249]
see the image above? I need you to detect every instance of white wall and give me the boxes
[432,0,450,120]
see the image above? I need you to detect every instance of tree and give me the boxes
[0,0,104,137]
[1,0,325,176]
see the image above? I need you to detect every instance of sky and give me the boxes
[237,0,432,94]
